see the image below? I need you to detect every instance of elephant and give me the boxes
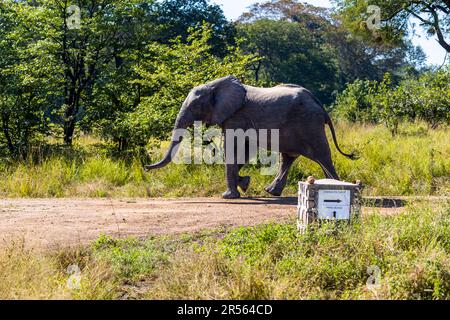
[145,76,356,199]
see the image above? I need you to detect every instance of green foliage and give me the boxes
[212,201,450,299]
[332,69,450,134]
[153,0,236,56]
[92,235,171,280]
[0,0,252,152]
[237,19,338,103]
[0,0,147,150]
[334,0,450,52]
[236,0,426,104]
[408,68,450,128]
[332,79,380,123]
[0,0,435,156]
[0,1,60,158]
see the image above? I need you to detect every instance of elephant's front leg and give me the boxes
[223,163,241,199]
[236,137,253,193]
[222,136,241,199]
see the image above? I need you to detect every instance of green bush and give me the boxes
[138,201,449,299]
[92,235,172,280]
[332,68,450,135]
[332,78,380,123]
[207,201,450,299]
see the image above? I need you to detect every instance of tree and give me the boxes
[152,0,236,56]
[410,67,450,128]
[53,0,134,145]
[239,0,332,27]
[334,0,450,53]
[237,19,338,104]
[0,1,60,157]
[1,0,247,152]
[236,0,425,103]
[326,26,427,84]
[12,0,155,146]
[79,0,161,149]
[331,79,380,123]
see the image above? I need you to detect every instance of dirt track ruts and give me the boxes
[0,197,406,249]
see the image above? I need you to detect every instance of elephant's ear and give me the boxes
[209,76,246,125]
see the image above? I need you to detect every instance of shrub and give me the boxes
[332,68,450,135]
[332,78,380,123]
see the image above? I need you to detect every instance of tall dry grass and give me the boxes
[0,122,448,198]
[0,242,118,300]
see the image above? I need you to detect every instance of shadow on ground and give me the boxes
[180,197,408,208]
[178,197,298,206]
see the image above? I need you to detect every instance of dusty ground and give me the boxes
[0,197,407,249]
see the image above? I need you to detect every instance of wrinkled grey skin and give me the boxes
[145,76,356,199]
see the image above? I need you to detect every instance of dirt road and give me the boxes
[0,197,404,249]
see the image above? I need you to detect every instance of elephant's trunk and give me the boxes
[144,138,183,171]
[145,109,193,171]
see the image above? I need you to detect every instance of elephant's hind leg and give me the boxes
[238,174,250,192]
[307,137,340,180]
[316,157,340,180]
[265,153,297,196]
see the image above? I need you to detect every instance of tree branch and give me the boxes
[434,4,449,14]
[429,6,450,52]
[443,0,450,10]
[381,6,407,22]
[404,8,433,26]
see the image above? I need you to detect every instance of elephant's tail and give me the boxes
[307,91,358,160]
[325,114,358,160]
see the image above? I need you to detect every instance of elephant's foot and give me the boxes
[222,189,241,199]
[264,184,283,197]
[238,176,250,192]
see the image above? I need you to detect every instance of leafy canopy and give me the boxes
[333,0,450,52]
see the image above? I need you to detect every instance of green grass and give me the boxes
[0,122,449,198]
[1,201,449,299]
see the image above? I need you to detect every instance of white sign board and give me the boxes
[317,190,351,220]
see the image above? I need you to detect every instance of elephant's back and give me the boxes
[229,86,325,131]
[247,84,323,108]
[246,85,300,102]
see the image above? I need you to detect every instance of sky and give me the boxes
[211,0,447,66]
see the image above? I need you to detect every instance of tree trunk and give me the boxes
[63,117,75,145]
[63,87,80,145]
[1,112,15,156]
